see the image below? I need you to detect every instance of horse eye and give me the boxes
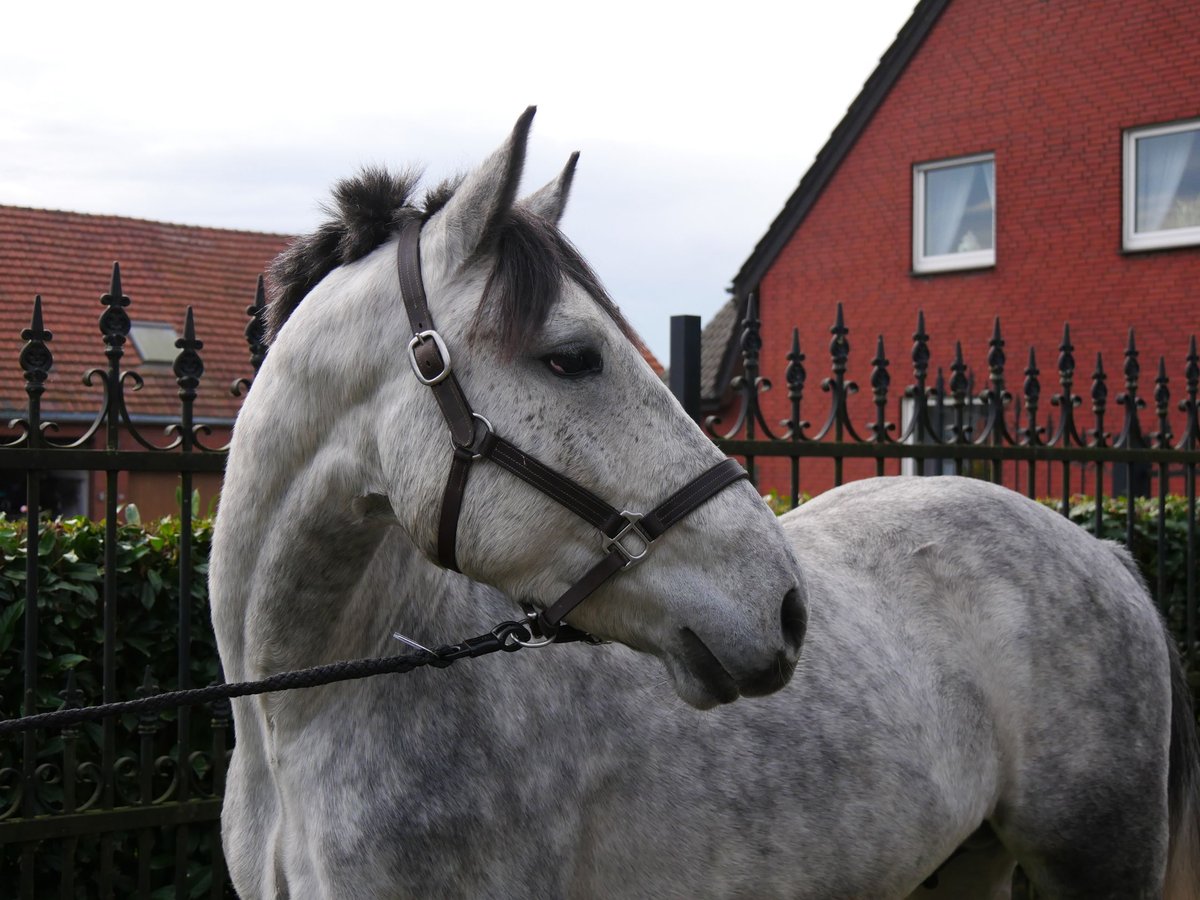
[542,347,603,378]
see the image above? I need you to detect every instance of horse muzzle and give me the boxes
[668,584,805,708]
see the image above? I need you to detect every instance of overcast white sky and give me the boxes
[2,1,918,361]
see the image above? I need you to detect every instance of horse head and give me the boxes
[259,108,805,708]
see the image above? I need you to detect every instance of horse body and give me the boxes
[211,111,1199,899]
[216,469,1183,899]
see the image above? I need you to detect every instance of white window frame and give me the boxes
[1123,119,1200,252]
[912,153,995,274]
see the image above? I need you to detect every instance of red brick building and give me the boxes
[705,0,1200,496]
[0,206,287,519]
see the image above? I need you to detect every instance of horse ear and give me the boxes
[520,152,579,224]
[422,106,535,282]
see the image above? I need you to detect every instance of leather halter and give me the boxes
[396,219,748,637]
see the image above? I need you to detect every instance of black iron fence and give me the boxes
[4,265,1198,897]
[669,298,1200,674]
[0,265,265,899]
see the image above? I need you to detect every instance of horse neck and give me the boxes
[214,397,505,682]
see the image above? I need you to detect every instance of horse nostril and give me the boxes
[780,585,807,652]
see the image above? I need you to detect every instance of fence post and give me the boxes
[669,315,701,420]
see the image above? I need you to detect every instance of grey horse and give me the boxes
[210,109,1200,899]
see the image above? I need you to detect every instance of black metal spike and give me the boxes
[911,309,930,385]
[950,341,969,401]
[871,335,890,402]
[1058,323,1075,382]
[1153,356,1172,448]
[869,335,891,441]
[1090,352,1108,447]
[1023,347,1041,441]
[173,306,205,402]
[99,261,132,362]
[1180,335,1200,449]
[987,316,1005,382]
[829,302,849,376]
[1091,352,1108,416]
[739,292,763,384]
[785,328,806,399]
[19,295,54,399]
[246,274,269,373]
[1123,328,1140,396]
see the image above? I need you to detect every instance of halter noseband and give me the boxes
[396,219,748,638]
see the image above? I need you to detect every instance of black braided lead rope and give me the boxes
[0,619,591,737]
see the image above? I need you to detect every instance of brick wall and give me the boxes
[748,0,1200,497]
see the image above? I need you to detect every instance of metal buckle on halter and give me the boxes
[603,511,653,568]
[407,329,452,386]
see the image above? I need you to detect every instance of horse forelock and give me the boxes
[265,167,634,353]
[474,206,636,357]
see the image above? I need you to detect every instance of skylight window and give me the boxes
[129,322,179,365]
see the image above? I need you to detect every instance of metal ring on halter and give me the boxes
[450,413,494,460]
[494,617,557,649]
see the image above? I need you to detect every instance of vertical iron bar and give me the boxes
[20,470,39,900]
[19,295,51,898]
[869,335,890,478]
[1181,337,1199,673]
[987,317,1006,486]
[1188,463,1196,669]
[910,311,930,479]
[1153,358,1172,612]
[949,343,967,478]
[1056,325,1077,517]
[1091,353,1108,538]
[1116,328,1144,552]
[739,293,762,487]
[59,673,81,900]
[173,307,203,899]
[830,304,849,487]
[668,315,701,421]
[99,262,131,900]
[785,328,805,508]
[136,669,158,899]
[1024,348,1040,499]
[934,369,946,478]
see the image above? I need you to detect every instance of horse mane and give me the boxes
[267,167,634,354]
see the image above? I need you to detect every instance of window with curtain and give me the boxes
[1124,119,1200,252]
[913,154,995,273]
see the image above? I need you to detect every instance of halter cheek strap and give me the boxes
[395,219,748,636]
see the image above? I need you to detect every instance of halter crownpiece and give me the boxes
[395,219,749,638]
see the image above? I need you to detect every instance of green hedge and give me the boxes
[1057,495,1199,676]
[0,514,218,718]
[1,513,228,899]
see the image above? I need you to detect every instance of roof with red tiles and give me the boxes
[0,205,287,424]
[0,205,663,428]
